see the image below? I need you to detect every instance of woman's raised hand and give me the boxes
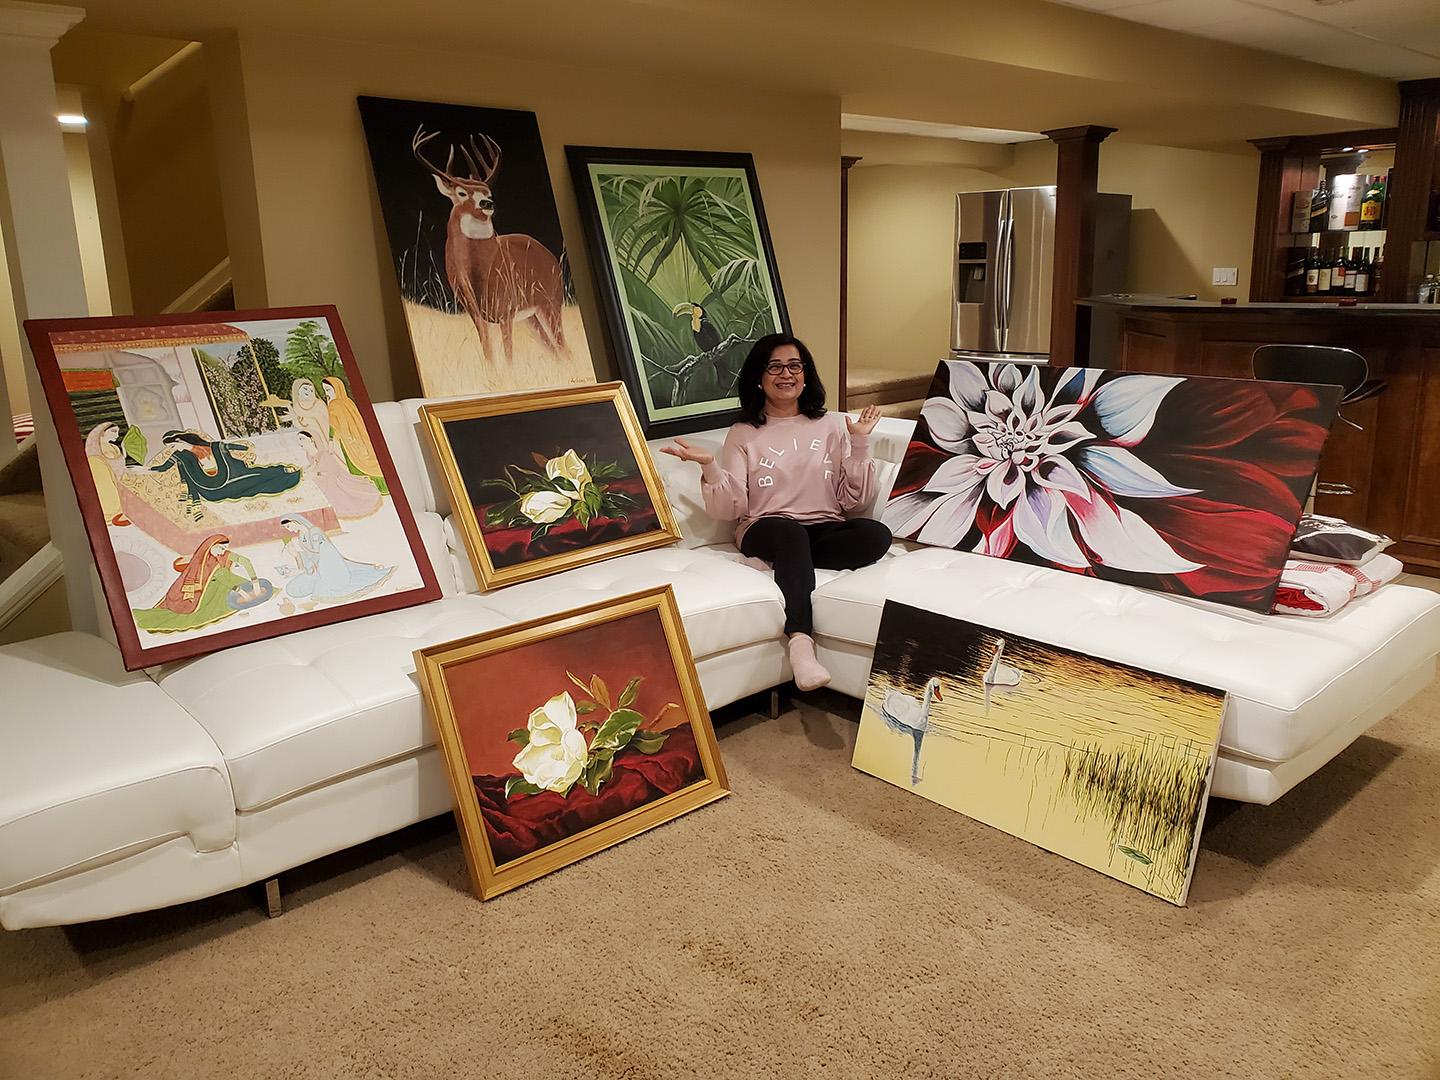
[846,404,882,437]
[660,437,714,467]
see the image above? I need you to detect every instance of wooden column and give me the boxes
[1042,125,1115,367]
[1248,136,1294,302]
[838,155,860,410]
[1380,78,1440,302]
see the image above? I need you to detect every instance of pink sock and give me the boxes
[788,633,831,692]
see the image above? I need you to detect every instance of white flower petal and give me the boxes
[942,360,989,411]
[1039,421,1094,455]
[1064,494,1203,574]
[982,390,1015,426]
[1049,366,1103,410]
[1034,455,1093,499]
[540,691,578,733]
[994,364,1023,395]
[985,461,1027,508]
[1013,485,1088,568]
[920,396,974,452]
[1087,374,1184,447]
[923,454,986,495]
[1075,445,1200,499]
[882,490,942,538]
[915,485,985,548]
[1015,368,1042,416]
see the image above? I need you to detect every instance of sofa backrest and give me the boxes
[372,397,916,584]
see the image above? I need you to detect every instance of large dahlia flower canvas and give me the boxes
[883,361,1340,612]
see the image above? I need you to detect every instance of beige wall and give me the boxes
[847,137,1259,381]
[210,31,842,403]
[109,45,228,313]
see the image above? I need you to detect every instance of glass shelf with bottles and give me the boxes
[1283,158,1392,239]
[1283,240,1385,299]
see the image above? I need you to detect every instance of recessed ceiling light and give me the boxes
[1341,146,1355,152]
[56,113,87,128]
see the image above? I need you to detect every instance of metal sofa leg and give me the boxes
[770,688,781,719]
[263,876,282,919]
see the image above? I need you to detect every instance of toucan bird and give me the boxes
[672,301,721,354]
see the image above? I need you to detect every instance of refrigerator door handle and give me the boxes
[994,200,1011,349]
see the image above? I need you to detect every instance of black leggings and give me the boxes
[739,516,893,635]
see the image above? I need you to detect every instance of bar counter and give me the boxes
[1082,295,1440,575]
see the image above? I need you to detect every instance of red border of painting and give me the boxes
[24,305,443,671]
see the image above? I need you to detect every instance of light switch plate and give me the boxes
[1212,267,1238,287]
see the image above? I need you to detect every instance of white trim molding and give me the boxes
[0,1,84,45]
[0,541,63,635]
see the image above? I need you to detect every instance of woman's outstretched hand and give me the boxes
[660,437,714,467]
[847,404,882,437]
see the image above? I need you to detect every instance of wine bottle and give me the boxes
[1305,247,1320,295]
[1310,169,1330,233]
[1372,245,1385,295]
[1317,247,1333,294]
[1332,248,1347,293]
[1352,248,1370,296]
[1360,174,1384,227]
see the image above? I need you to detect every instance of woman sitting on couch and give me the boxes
[662,334,891,692]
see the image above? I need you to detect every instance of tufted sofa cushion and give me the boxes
[811,547,1440,764]
[0,633,236,894]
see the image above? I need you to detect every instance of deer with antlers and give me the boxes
[412,125,570,365]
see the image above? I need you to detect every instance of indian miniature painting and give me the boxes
[25,308,440,670]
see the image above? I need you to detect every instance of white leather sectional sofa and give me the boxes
[3,406,1438,930]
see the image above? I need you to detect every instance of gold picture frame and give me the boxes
[414,585,730,901]
[420,382,682,591]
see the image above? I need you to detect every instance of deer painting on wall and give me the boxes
[358,95,594,397]
[412,127,570,367]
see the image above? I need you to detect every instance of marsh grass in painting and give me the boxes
[852,601,1225,905]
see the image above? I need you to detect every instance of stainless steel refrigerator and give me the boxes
[951,186,1130,361]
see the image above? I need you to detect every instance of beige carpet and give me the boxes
[2,685,1438,1080]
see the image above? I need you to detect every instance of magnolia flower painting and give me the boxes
[884,361,1340,611]
[422,384,681,590]
[414,588,729,901]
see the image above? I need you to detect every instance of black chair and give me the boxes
[1252,344,1387,430]
[1252,343,1388,499]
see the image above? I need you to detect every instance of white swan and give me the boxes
[982,638,1022,710]
[880,676,944,785]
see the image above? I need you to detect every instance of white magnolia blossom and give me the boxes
[883,362,1203,574]
[519,489,576,524]
[545,449,593,493]
[512,691,589,793]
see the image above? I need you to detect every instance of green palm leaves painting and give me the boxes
[569,149,789,438]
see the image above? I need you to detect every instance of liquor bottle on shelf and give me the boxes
[1372,245,1385,295]
[1290,190,1311,233]
[1343,176,1363,230]
[1360,173,1386,228]
[1331,247,1348,293]
[1317,247,1333,294]
[1284,248,1308,296]
[1305,246,1320,294]
[1310,169,1330,233]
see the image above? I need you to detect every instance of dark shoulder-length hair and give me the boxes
[737,333,827,427]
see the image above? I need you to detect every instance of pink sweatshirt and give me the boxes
[699,412,876,545]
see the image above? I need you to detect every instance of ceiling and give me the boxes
[1048,0,1440,78]
[842,116,1048,144]
[57,0,1404,151]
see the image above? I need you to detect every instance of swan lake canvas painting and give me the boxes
[24,307,440,670]
[415,586,729,900]
[852,601,1225,905]
[882,360,1341,613]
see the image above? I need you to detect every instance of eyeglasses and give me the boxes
[765,361,805,376]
